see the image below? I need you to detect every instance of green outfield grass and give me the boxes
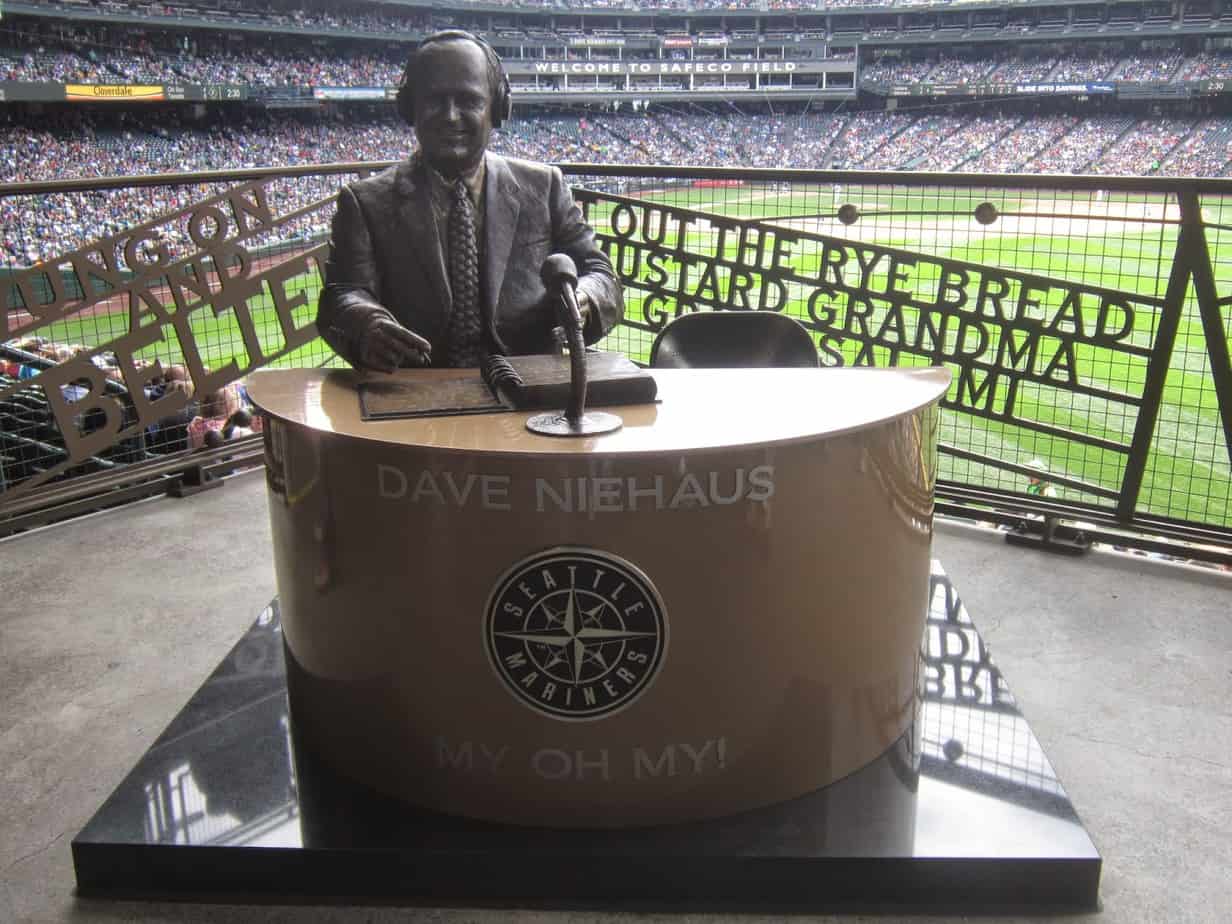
[39,268,331,372]
[27,180,1231,529]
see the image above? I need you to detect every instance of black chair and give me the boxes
[649,311,819,369]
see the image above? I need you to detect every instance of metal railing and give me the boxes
[2,162,1230,562]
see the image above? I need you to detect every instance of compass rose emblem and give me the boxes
[485,548,667,721]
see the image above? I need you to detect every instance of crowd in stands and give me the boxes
[1160,117,1232,175]
[0,34,411,86]
[1047,50,1120,83]
[860,56,933,83]
[1179,50,1232,80]
[5,24,1232,90]
[1115,52,1185,82]
[0,47,96,82]
[10,0,853,48]
[989,56,1058,84]
[4,104,1231,264]
[1031,115,1135,174]
[911,114,1021,172]
[923,55,997,85]
[1088,117,1191,175]
[853,113,964,169]
[3,103,1232,267]
[24,0,1232,20]
[21,1,430,35]
[964,114,1076,173]
[859,47,1229,86]
[18,0,980,17]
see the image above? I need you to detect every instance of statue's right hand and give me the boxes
[358,317,432,373]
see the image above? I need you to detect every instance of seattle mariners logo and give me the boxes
[485,548,667,721]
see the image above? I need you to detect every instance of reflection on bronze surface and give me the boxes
[862,402,940,536]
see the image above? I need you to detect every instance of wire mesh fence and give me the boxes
[2,163,1230,549]
[570,167,1230,542]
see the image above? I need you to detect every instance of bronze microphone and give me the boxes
[541,253,587,423]
[526,254,622,437]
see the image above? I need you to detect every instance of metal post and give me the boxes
[1181,190,1232,475]
[1116,193,1192,523]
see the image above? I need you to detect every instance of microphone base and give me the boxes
[525,410,623,438]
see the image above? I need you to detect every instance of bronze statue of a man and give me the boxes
[316,30,624,372]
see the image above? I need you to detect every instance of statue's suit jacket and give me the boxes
[316,152,623,366]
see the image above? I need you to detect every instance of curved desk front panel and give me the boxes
[249,366,949,828]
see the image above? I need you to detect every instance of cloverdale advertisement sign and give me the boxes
[65,84,165,101]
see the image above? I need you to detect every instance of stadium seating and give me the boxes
[6,101,1232,269]
[3,2,1232,272]
[4,13,1232,93]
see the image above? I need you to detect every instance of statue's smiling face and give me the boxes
[413,41,493,178]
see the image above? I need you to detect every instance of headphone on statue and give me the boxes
[396,30,513,129]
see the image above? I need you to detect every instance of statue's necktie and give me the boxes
[445,179,484,368]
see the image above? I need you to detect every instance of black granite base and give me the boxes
[72,563,1101,912]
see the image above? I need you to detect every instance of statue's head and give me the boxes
[396,30,512,177]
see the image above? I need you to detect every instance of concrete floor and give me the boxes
[1,469,1229,923]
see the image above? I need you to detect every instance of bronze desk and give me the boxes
[248,366,950,828]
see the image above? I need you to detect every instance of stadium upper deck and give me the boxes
[3,0,1232,103]
[3,32,1230,95]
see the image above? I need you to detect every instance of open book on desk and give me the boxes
[357,352,658,421]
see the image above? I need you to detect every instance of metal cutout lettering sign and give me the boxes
[1,178,337,498]
[574,188,1174,507]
